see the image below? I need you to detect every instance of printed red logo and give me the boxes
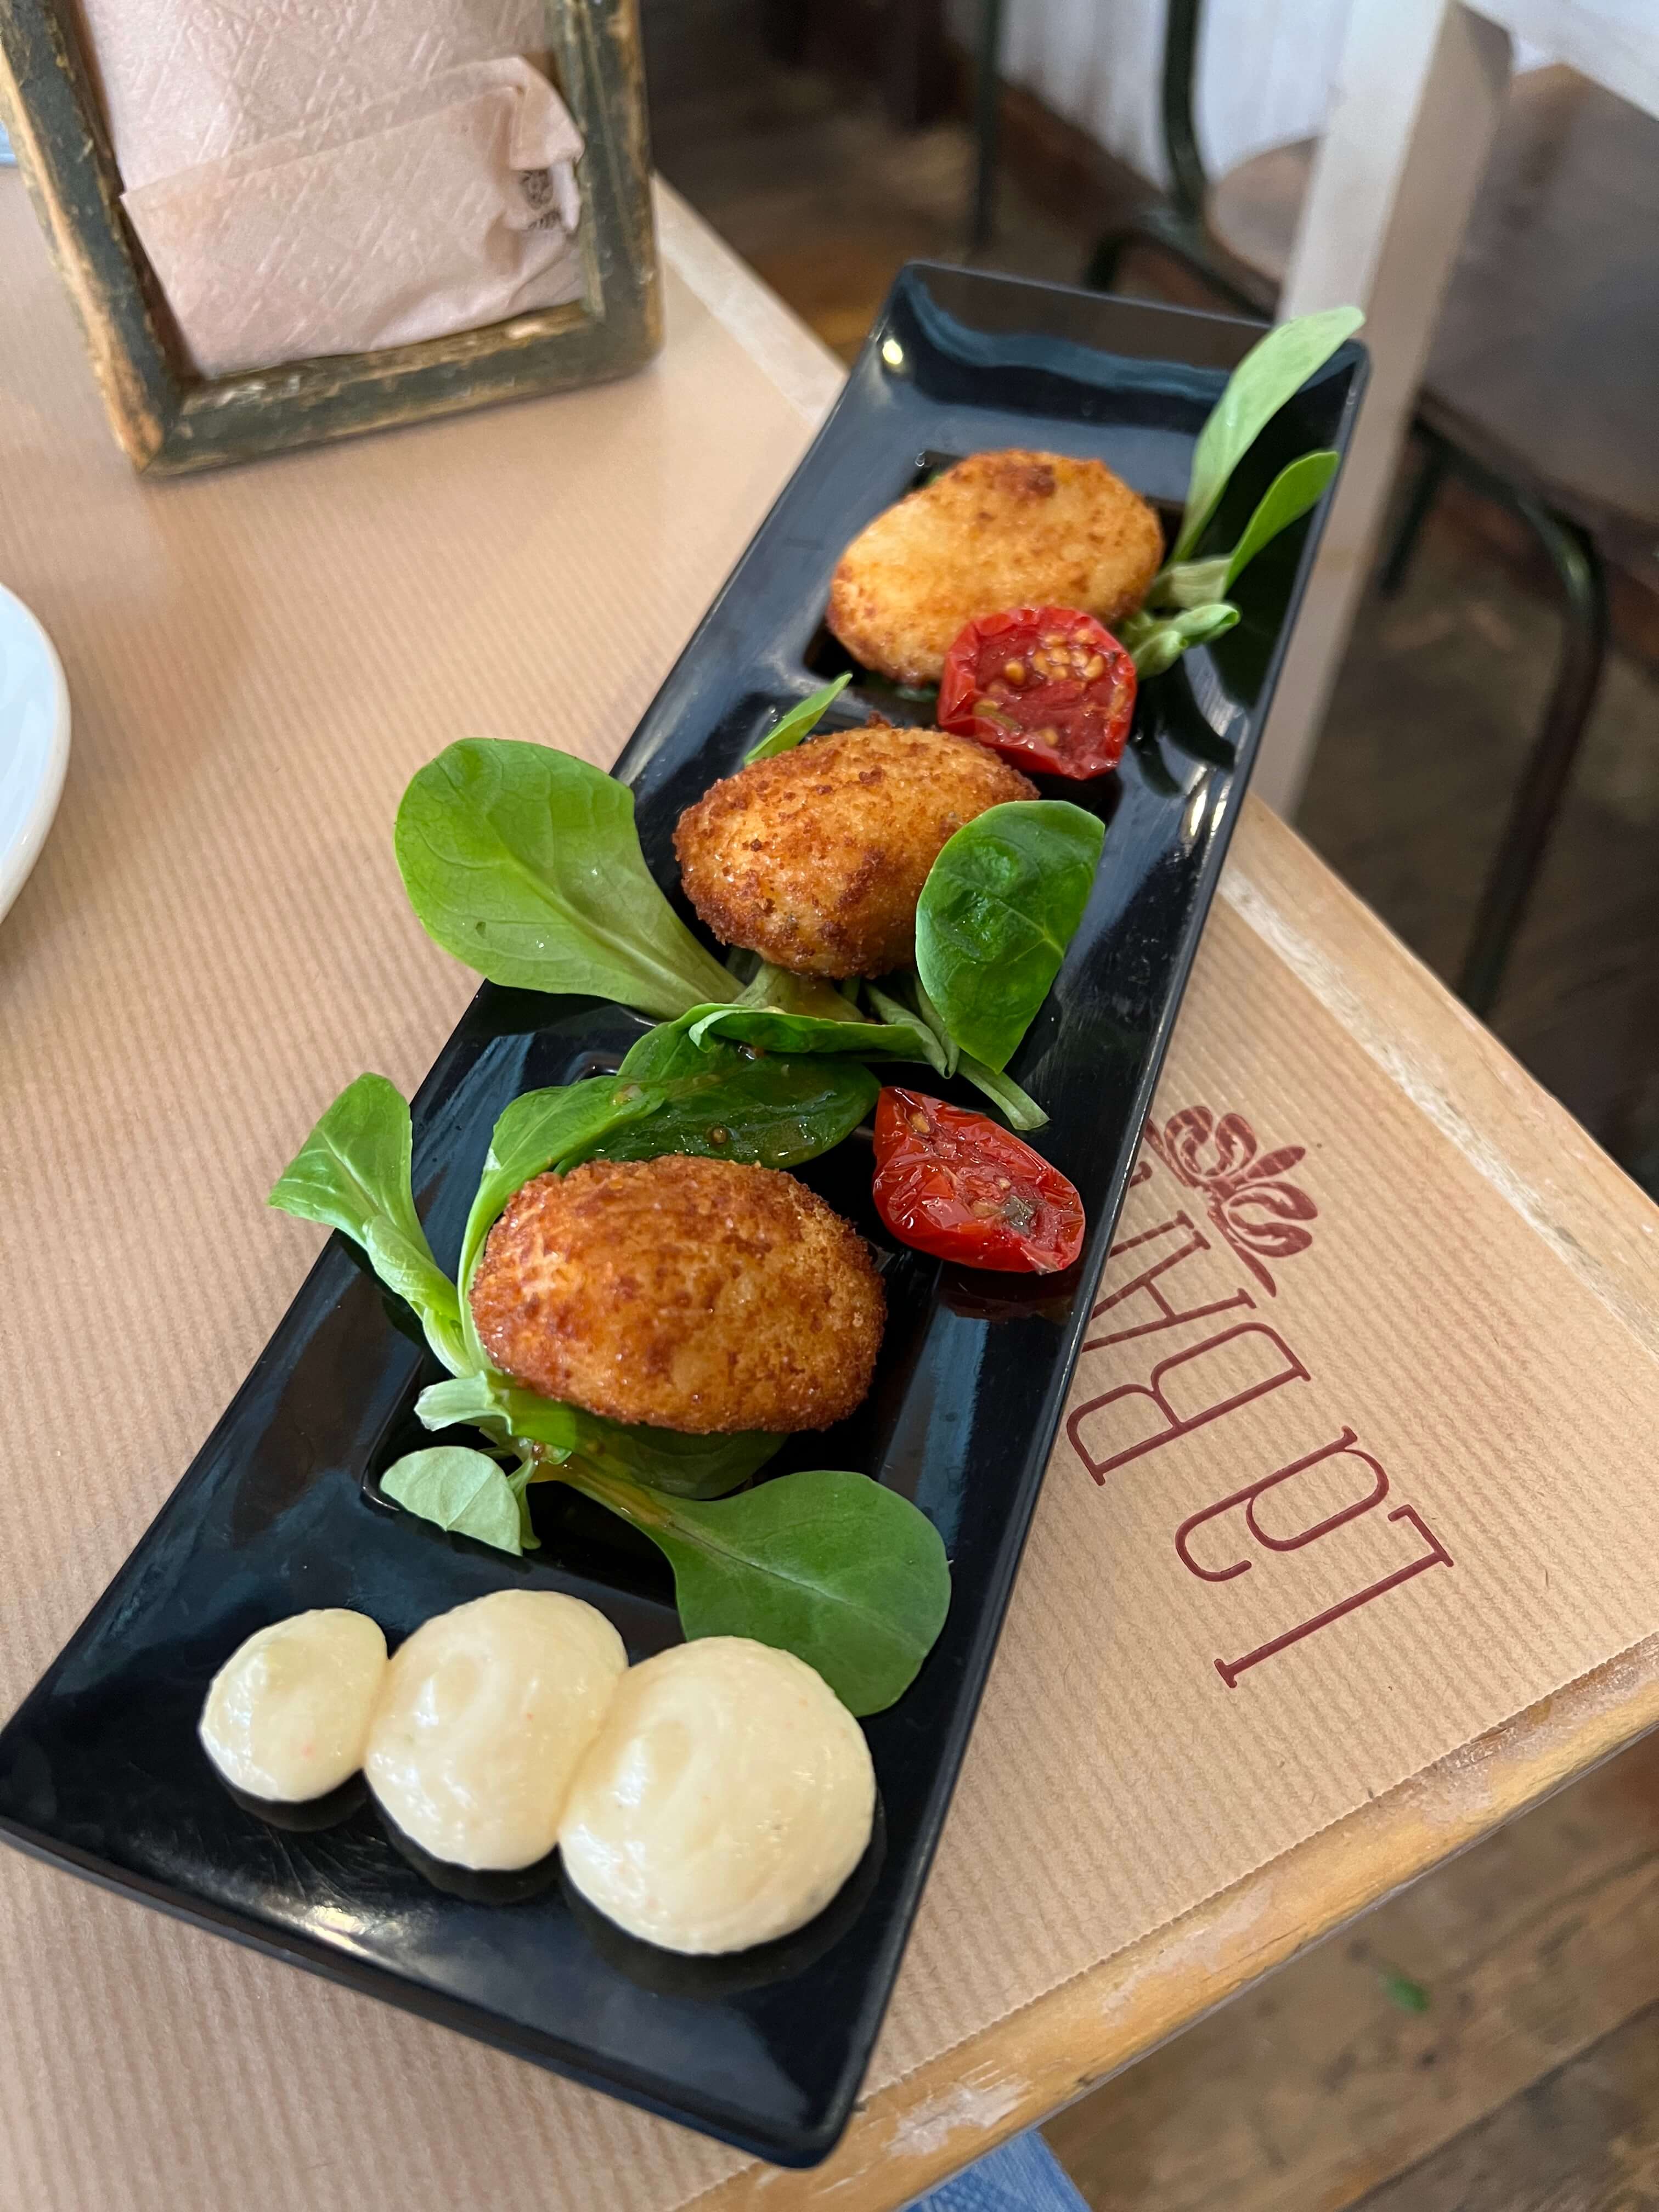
[1142,1107,1317,1296]
[1069,1103,1452,1688]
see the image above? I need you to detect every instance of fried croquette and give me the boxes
[827,449,1164,685]
[673,722,1035,978]
[470,1154,885,1434]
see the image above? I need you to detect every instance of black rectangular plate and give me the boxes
[0,267,1364,2168]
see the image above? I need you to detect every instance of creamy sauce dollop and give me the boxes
[200,1609,387,1803]
[365,1589,627,1870]
[558,1636,876,1954]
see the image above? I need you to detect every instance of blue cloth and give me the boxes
[907,2129,1088,2212]
[0,122,14,166]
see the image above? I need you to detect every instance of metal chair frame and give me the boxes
[1078,0,1609,1019]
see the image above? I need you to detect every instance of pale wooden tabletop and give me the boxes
[3,175,1659,2212]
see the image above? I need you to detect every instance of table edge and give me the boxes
[652,177,844,430]
[690,1627,1659,2209]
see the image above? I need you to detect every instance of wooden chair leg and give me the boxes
[1458,514,1608,1018]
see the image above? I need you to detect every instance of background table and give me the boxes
[1257,0,1659,815]
[5,172,1659,2212]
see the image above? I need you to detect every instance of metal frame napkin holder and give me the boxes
[0,0,661,473]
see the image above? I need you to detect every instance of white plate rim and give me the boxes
[0,583,72,927]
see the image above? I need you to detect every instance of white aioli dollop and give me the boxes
[365,1589,628,1870]
[558,1637,876,1954]
[200,1609,387,1803]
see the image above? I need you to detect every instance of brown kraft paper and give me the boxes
[3,171,1659,2212]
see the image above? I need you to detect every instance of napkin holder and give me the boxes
[0,0,660,474]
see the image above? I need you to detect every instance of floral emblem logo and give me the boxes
[1141,1107,1317,1296]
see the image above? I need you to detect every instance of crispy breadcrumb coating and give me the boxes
[471,1154,885,1434]
[827,449,1163,685]
[673,721,1035,978]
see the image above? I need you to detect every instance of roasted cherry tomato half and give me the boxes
[871,1088,1086,1274]
[937,605,1136,780]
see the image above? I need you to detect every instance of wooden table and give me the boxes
[5,174,1659,2212]
[1255,0,1659,815]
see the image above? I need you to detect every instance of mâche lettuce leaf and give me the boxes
[396,740,737,1015]
[916,802,1104,1074]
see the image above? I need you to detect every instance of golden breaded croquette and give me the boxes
[471,1154,884,1435]
[673,722,1035,979]
[827,450,1164,686]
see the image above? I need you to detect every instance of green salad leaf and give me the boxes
[616,1011,733,1082]
[571,1416,780,1500]
[1156,449,1340,608]
[396,740,738,1017]
[665,962,1051,1129]
[674,962,1053,1130]
[414,1371,580,1457]
[863,972,1048,1130]
[1120,601,1243,678]
[557,1460,951,1714]
[268,1073,466,1373]
[916,801,1104,1073]
[955,1052,1051,1132]
[864,975,955,1077]
[673,960,1056,1129]
[382,1446,528,1555]
[1223,447,1340,589]
[1170,307,1362,564]
[684,962,941,1066]
[744,674,852,764]
[597,1032,880,1171]
[415,1374,769,1499]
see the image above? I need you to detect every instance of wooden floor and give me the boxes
[1044,1728,1659,2210]
[640,9,1659,2203]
